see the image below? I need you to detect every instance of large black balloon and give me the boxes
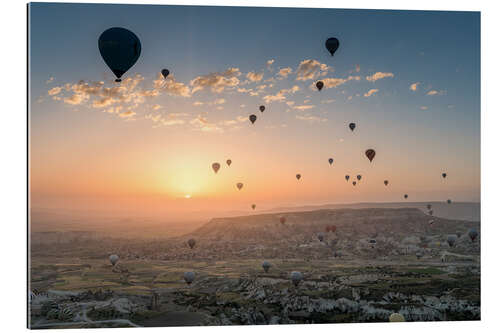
[161,69,170,79]
[98,27,141,82]
[325,38,340,56]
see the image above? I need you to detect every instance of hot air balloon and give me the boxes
[226,159,232,167]
[279,217,286,225]
[109,254,119,266]
[345,175,350,181]
[365,149,376,162]
[349,123,356,131]
[316,81,324,91]
[290,271,303,287]
[259,105,265,112]
[447,199,452,204]
[183,271,195,285]
[384,180,389,186]
[353,181,357,186]
[161,69,170,79]
[427,204,432,210]
[251,204,256,210]
[328,158,334,165]
[468,228,478,242]
[187,238,196,249]
[404,194,408,199]
[442,172,447,179]
[357,175,362,181]
[262,261,271,273]
[325,37,340,56]
[296,174,301,180]
[389,313,405,322]
[236,183,243,190]
[447,235,457,247]
[98,27,141,82]
[212,163,220,174]
[317,232,325,242]
[249,114,257,124]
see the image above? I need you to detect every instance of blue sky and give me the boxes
[29,3,480,213]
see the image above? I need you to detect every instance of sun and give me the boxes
[184,194,191,199]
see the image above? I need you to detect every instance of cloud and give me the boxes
[309,75,360,91]
[277,67,292,78]
[119,111,136,118]
[190,67,241,93]
[410,82,420,91]
[296,114,327,123]
[296,59,329,81]
[364,88,379,97]
[193,101,204,106]
[321,99,335,104]
[246,71,264,82]
[366,72,394,82]
[153,74,191,97]
[48,87,62,96]
[426,89,445,96]
[152,104,162,111]
[262,85,300,103]
[420,106,428,110]
[294,105,315,111]
[286,101,295,106]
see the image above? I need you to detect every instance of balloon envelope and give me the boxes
[345,175,350,181]
[251,204,256,210]
[384,180,389,186]
[262,261,271,273]
[183,271,195,285]
[161,69,170,79]
[290,271,303,286]
[98,27,141,82]
[249,114,257,124]
[226,159,232,166]
[365,149,376,162]
[349,123,356,131]
[187,238,196,249]
[404,194,408,199]
[442,172,447,178]
[325,37,340,56]
[259,105,265,112]
[357,175,362,181]
[316,81,324,91]
[109,254,119,266]
[328,158,334,165]
[296,174,301,180]
[353,181,357,186]
[212,163,220,174]
[236,182,243,190]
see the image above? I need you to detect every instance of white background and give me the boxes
[0,0,497,332]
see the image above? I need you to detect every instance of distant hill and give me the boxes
[190,207,479,243]
[265,202,480,222]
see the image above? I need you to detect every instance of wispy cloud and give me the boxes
[410,82,420,91]
[263,85,300,103]
[277,67,292,78]
[364,88,379,97]
[246,71,264,82]
[366,72,394,82]
[296,59,329,81]
[190,67,241,94]
[296,114,327,123]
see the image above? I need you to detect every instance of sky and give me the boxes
[29,3,480,219]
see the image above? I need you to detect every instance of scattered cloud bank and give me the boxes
[366,72,394,82]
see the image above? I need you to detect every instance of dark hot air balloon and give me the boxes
[316,81,324,91]
[442,172,447,179]
[345,175,350,181]
[325,37,340,56]
[187,238,196,249]
[357,175,362,181]
[353,181,357,186]
[365,149,376,162]
[249,114,257,124]
[212,163,220,174]
[404,194,408,199]
[259,105,265,112]
[251,204,256,210]
[349,123,356,131]
[226,159,232,166]
[468,228,478,242]
[98,27,141,82]
[161,69,170,79]
[296,174,301,180]
[384,180,389,186]
[236,183,243,190]
[262,261,271,273]
[328,158,334,165]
